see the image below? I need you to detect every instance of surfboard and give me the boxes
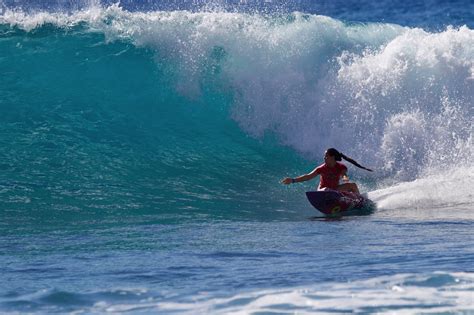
[305,190,368,215]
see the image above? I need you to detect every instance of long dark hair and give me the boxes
[326,148,373,172]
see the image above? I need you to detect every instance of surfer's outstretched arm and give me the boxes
[281,167,319,185]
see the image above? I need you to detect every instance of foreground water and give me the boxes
[0,0,473,313]
[3,206,474,313]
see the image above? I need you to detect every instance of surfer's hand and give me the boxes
[281,177,293,185]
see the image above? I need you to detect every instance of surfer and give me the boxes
[281,148,373,194]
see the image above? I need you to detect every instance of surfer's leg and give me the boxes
[337,183,360,194]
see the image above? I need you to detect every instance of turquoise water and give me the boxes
[1,3,473,313]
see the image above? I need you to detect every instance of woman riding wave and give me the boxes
[281,148,373,194]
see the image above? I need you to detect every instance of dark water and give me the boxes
[0,0,473,313]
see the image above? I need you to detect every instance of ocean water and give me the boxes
[0,0,473,313]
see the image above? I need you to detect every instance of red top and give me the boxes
[315,162,347,190]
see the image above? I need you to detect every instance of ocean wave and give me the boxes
[0,5,472,212]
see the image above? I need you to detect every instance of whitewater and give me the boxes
[0,2,473,313]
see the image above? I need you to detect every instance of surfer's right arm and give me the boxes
[281,167,319,185]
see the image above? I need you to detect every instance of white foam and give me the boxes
[102,272,474,314]
[369,165,474,211]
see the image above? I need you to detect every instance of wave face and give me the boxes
[0,6,473,223]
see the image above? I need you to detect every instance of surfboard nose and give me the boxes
[306,191,340,211]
